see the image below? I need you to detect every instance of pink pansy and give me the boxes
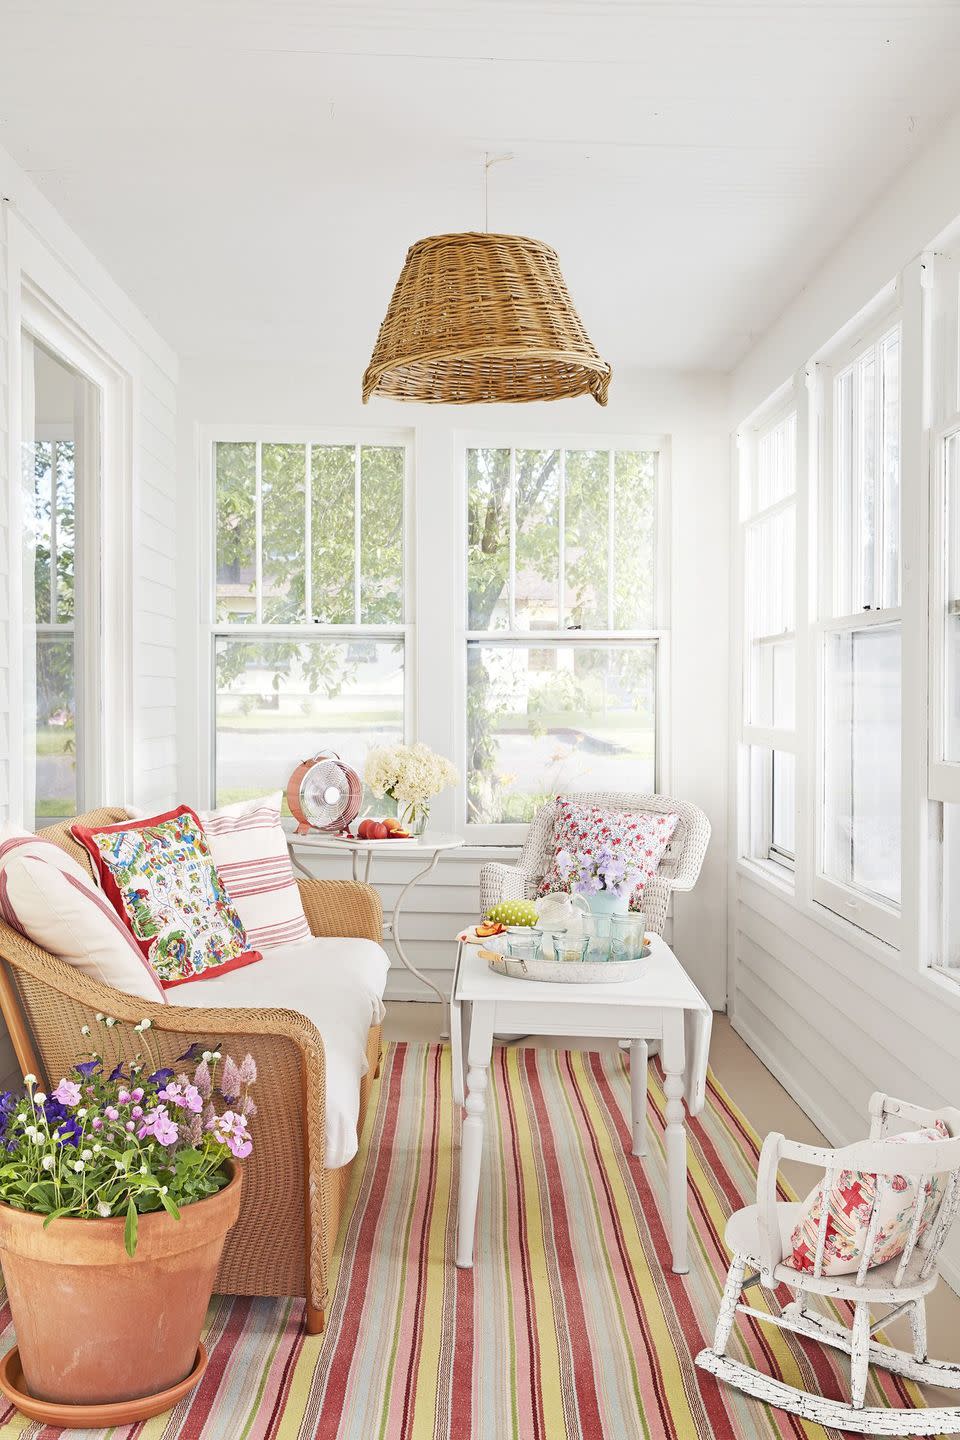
[137,1105,179,1147]
[52,1079,82,1107]
[207,1109,253,1160]
[158,1081,203,1115]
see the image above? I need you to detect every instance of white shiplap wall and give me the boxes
[730,110,960,1288]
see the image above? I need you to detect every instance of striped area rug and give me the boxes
[0,1041,932,1439]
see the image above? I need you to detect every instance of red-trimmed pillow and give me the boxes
[537,798,679,913]
[71,806,261,988]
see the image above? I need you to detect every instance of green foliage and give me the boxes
[0,1021,255,1252]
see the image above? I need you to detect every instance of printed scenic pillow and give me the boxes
[538,798,679,913]
[72,806,261,988]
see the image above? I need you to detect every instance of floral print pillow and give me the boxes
[72,806,261,988]
[538,799,679,913]
[789,1122,950,1277]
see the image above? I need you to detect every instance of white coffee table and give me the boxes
[450,934,712,1274]
[288,831,464,1004]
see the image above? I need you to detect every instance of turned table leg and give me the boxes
[662,1010,689,1274]
[456,1004,494,1269]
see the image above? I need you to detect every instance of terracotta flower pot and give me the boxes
[0,1163,242,1406]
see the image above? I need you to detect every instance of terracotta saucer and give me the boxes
[0,1342,208,1428]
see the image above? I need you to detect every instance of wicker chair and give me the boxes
[0,809,384,1336]
[479,792,711,935]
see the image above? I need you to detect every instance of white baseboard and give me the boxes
[730,1014,960,1300]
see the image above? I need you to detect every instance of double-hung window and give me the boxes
[738,405,799,871]
[463,442,665,841]
[209,435,410,805]
[816,322,902,944]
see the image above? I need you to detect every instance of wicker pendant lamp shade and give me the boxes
[362,232,611,406]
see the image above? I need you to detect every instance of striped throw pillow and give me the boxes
[199,793,311,952]
[0,850,167,1002]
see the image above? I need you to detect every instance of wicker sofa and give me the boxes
[0,809,384,1335]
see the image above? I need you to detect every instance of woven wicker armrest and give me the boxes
[478,862,540,912]
[297,878,383,942]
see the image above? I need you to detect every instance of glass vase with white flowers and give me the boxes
[364,742,459,835]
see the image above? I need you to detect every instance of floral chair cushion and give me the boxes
[537,798,679,913]
[789,1122,949,1276]
[72,806,261,988]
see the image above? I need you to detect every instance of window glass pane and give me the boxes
[261,443,306,623]
[467,448,510,631]
[466,642,656,824]
[564,450,609,628]
[835,328,900,615]
[946,431,960,763]
[880,331,900,609]
[35,634,77,820]
[745,506,795,726]
[32,440,53,622]
[757,412,796,509]
[23,342,95,825]
[823,624,901,906]
[613,450,657,629]
[54,441,76,623]
[514,449,560,631]
[311,445,355,624]
[214,637,404,806]
[360,445,404,624]
[215,441,257,623]
[772,749,796,856]
[857,351,878,609]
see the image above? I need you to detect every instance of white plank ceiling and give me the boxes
[2,1,960,374]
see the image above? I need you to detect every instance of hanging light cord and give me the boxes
[482,151,514,232]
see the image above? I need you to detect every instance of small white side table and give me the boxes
[288,831,464,1004]
[450,934,712,1274]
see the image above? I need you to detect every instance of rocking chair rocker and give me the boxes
[696,1092,960,1436]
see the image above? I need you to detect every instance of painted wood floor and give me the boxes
[384,1003,960,1409]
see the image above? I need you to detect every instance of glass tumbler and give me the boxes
[610,913,646,961]
[581,915,612,961]
[506,934,542,966]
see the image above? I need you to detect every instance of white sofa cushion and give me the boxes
[0,852,167,1003]
[167,936,389,1168]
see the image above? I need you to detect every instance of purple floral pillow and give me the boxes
[537,799,679,912]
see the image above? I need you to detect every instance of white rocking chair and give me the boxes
[696,1092,960,1436]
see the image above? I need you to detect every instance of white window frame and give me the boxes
[736,390,802,878]
[454,432,671,846]
[813,310,903,948]
[198,425,415,809]
[7,268,135,825]
[929,413,960,805]
[928,413,960,979]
